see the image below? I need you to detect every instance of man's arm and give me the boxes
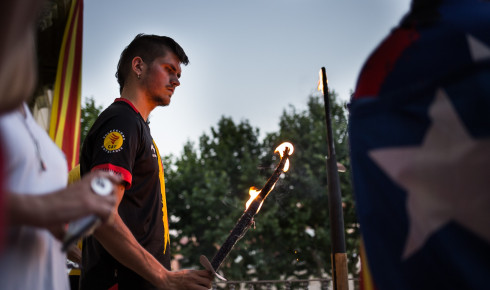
[7,171,118,227]
[93,184,213,290]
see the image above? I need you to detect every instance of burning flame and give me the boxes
[245,142,294,211]
[274,142,294,172]
[246,187,262,211]
[317,69,327,93]
[245,183,277,212]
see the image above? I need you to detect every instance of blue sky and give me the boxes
[82,0,412,156]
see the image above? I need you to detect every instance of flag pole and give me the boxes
[319,67,349,290]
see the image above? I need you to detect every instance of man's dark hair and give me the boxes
[116,34,189,93]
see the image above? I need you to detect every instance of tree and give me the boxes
[165,91,359,282]
[260,92,358,278]
[80,96,102,146]
[165,117,265,280]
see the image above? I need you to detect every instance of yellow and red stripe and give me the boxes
[49,0,83,171]
[359,239,377,290]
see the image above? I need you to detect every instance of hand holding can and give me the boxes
[61,177,114,251]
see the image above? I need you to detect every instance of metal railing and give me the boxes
[212,278,360,290]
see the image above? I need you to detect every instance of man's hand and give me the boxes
[64,170,121,224]
[161,269,213,290]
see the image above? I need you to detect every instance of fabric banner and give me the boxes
[49,0,83,171]
[359,240,376,290]
[349,0,490,289]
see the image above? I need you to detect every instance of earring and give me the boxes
[137,73,141,79]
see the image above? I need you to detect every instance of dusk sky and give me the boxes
[82,0,412,156]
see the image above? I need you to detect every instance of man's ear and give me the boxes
[131,56,145,77]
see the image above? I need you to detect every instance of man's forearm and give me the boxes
[6,172,118,227]
[93,214,169,288]
[7,191,80,226]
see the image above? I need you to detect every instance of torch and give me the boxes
[201,142,294,280]
[318,67,349,290]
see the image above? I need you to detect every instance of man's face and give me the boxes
[143,51,182,107]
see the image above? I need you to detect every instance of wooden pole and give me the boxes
[320,67,349,290]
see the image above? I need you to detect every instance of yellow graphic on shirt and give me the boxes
[153,140,170,254]
[103,130,124,153]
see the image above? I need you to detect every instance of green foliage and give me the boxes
[80,96,102,146]
[165,118,265,279]
[165,92,359,281]
[258,91,358,279]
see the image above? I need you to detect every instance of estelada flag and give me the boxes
[49,0,83,171]
[349,0,490,289]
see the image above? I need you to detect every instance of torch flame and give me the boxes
[317,68,327,94]
[274,142,294,172]
[245,142,294,211]
[246,187,262,211]
[318,69,323,92]
[245,184,276,211]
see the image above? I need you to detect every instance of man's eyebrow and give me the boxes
[166,63,181,78]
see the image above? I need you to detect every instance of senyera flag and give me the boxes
[349,0,490,289]
[49,0,83,171]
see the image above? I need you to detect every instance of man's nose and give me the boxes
[171,77,180,87]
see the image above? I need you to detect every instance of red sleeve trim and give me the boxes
[92,163,132,189]
[114,98,139,114]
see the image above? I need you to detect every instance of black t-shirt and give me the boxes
[80,98,170,290]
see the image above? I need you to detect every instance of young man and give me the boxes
[80,34,213,289]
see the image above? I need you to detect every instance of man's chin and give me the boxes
[152,96,171,107]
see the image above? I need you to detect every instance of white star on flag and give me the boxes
[369,89,490,259]
[467,34,490,62]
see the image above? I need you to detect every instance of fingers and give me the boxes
[196,270,213,289]
[68,171,119,223]
[165,269,213,290]
[185,269,214,289]
[87,171,122,218]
